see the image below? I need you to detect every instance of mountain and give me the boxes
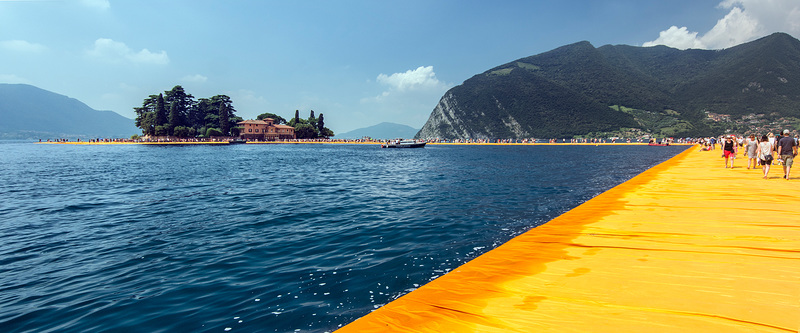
[416,32,800,139]
[334,122,419,140]
[0,84,138,139]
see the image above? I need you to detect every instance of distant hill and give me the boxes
[0,84,138,139]
[334,122,419,140]
[417,32,800,139]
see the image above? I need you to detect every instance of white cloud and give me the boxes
[644,0,800,50]
[702,6,763,49]
[359,66,452,128]
[643,26,706,49]
[0,40,47,53]
[366,66,450,103]
[80,0,110,10]
[0,74,30,84]
[87,38,169,65]
[181,74,208,83]
[377,66,445,93]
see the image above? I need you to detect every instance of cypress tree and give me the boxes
[294,110,300,123]
[155,93,167,127]
[317,113,325,134]
[219,102,230,136]
[168,101,179,135]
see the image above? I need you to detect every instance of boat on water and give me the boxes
[381,139,426,148]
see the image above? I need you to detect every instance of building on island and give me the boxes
[237,118,296,141]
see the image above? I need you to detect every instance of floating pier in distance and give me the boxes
[339,146,800,332]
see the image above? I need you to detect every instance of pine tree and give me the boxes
[134,94,158,136]
[165,85,193,130]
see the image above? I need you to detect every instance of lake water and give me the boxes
[0,142,688,332]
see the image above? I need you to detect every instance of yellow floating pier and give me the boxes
[38,141,229,145]
[340,147,800,332]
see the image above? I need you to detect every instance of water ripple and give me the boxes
[0,142,687,332]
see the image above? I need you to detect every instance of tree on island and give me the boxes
[317,113,334,138]
[286,109,334,139]
[134,85,241,137]
[134,94,158,135]
[256,112,287,124]
[294,123,317,138]
[306,111,318,134]
[219,102,230,136]
[165,85,193,135]
[155,94,167,129]
[317,113,325,134]
[168,102,179,135]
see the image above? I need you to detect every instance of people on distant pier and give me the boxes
[777,129,797,180]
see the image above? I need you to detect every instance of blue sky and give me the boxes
[2,0,799,134]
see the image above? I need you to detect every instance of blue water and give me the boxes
[0,142,687,332]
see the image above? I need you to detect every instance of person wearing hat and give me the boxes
[777,129,798,180]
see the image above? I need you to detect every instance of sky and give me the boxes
[2,0,799,134]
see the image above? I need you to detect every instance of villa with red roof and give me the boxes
[237,118,296,141]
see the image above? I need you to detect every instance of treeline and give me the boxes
[257,110,334,139]
[289,109,334,139]
[134,85,242,137]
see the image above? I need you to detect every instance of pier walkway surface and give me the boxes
[340,146,800,332]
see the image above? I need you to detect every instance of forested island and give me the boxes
[133,85,333,139]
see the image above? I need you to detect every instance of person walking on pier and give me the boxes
[758,135,774,179]
[777,129,797,180]
[746,134,759,169]
[722,135,737,168]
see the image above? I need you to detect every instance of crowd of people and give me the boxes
[699,130,799,180]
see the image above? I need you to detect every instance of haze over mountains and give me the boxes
[0,84,138,139]
[334,122,419,140]
[417,32,800,140]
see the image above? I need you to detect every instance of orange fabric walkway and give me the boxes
[340,146,800,332]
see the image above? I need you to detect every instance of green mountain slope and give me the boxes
[0,84,138,139]
[417,33,800,139]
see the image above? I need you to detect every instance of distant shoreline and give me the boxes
[37,141,694,146]
[37,141,230,145]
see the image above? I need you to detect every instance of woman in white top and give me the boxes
[746,134,759,169]
[758,134,774,179]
